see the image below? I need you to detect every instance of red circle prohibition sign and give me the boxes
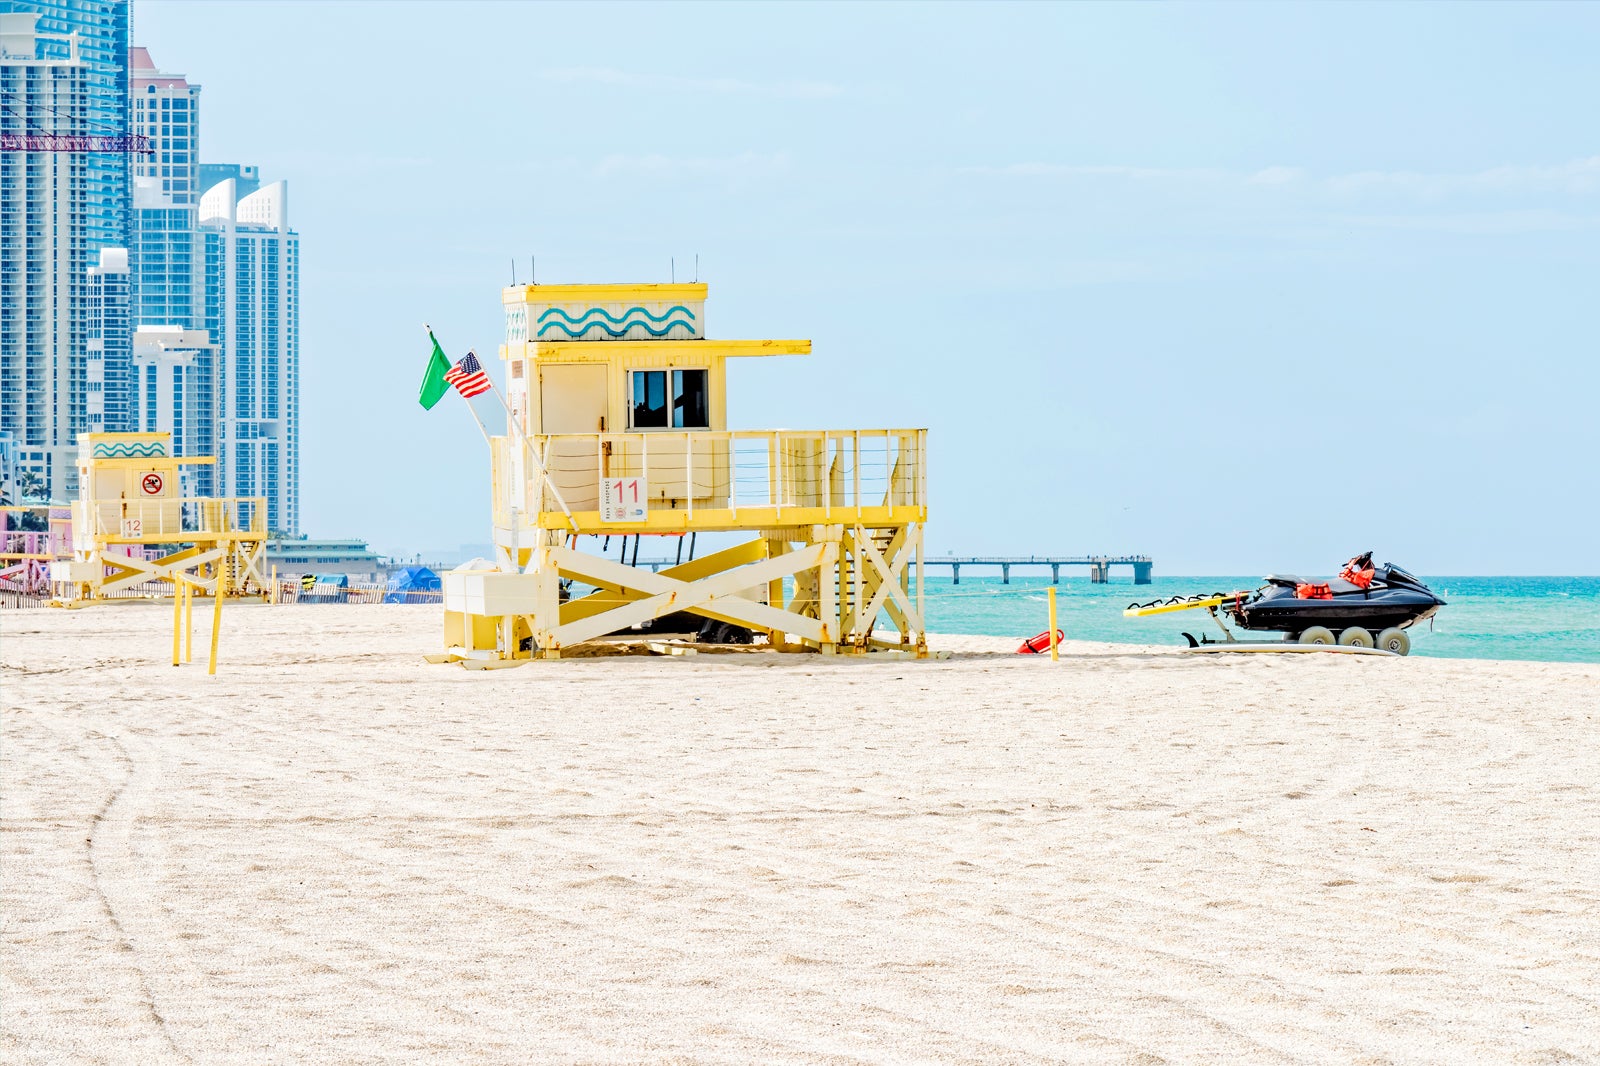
[141,473,164,495]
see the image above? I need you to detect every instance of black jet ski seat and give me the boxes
[1265,574,1304,587]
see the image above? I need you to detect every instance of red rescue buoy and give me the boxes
[1017,629,1064,654]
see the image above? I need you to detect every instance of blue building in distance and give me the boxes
[0,1,133,498]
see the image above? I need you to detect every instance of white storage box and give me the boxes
[443,570,542,615]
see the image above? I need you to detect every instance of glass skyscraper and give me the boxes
[0,2,132,499]
[130,45,198,327]
[130,324,212,497]
[85,246,130,435]
[198,176,299,536]
[1,0,130,251]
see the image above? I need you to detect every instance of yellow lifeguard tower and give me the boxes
[442,281,928,660]
[49,432,268,604]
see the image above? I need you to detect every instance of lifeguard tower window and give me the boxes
[630,369,708,429]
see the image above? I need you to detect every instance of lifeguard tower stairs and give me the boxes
[443,282,928,661]
[49,432,268,605]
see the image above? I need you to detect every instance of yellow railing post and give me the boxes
[208,564,225,676]
[769,431,781,515]
[1048,586,1059,661]
[184,578,194,663]
[852,431,862,511]
[171,578,182,666]
[823,431,831,519]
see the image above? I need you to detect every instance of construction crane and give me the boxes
[0,131,151,153]
[0,92,152,153]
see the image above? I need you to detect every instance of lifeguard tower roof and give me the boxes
[503,281,800,345]
[502,282,808,436]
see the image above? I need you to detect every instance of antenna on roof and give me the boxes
[671,257,676,284]
[694,254,699,282]
[510,257,517,285]
[531,255,536,285]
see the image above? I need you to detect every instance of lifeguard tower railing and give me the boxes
[72,496,268,545]
[492,428,928,532]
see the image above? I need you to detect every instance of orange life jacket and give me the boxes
[1295,582,1333,600]
[1340,565,1374,589]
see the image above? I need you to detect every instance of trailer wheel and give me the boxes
[1298,626,1336,646]
[1375,627,1410,656]
[1338,627,1374,648]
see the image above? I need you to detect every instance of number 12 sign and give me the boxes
[600,476,649,522]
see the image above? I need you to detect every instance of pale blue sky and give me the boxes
[139,1,1599,574]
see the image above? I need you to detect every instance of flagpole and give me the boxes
[483,376,578,531]
[457,390,496,449]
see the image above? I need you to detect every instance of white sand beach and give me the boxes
[3,603,1597,1064]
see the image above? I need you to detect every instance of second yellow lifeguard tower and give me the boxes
[442,281,928,660]
[49,431,267,604]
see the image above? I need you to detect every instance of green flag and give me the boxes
[419,327,452,410]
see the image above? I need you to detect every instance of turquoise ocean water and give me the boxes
[920,575,1599,664]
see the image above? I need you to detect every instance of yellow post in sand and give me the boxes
[1048,586,1059,661]
[208,563,225,676]
[171,581,183,666]
[184,580,194,663]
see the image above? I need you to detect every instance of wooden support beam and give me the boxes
[851,524,921,640]
[543,541,829,650]
[94,546,225,596]
[557,538,769,626]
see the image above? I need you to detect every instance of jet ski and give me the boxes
[1125,552,1445,655]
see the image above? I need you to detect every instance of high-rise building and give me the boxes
[131,324,213,495]
[0,3,131,499]
[198,176,299,535]
[198,161,255,200]
[129,45,199,329]
[0,1,130,248]
[85,246,131,435]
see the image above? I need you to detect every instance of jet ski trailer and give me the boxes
[1124,553,1446,656]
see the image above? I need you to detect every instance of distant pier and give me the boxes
[925,555,1153,585]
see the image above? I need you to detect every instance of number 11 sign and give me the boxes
[600,476,648,522]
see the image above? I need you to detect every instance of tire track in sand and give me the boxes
[80,726,193,1064]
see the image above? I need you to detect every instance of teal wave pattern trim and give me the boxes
[92,442,167,458]
[537,304,697,327]
[538,316,696,339]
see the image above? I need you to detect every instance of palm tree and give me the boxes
[17,472,46,503]
[6,474,50,532]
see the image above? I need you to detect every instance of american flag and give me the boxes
[444,350,492,399]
